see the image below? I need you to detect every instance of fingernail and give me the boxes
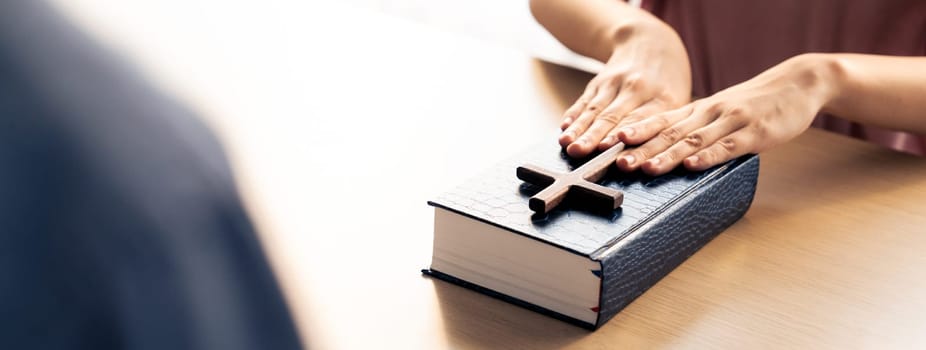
[563,117,573,124]
[602,135,614,144]
[621,127,635,137]
[687,155,699,165]
[622,154,635,165]
[577,137,588,145]
[649,157,662,166]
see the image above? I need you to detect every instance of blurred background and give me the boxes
[2,1,592,349]
[49,0,600,92]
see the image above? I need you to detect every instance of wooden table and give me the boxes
[52,1,926,348]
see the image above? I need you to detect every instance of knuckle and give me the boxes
[658,127,684,143]
[618,113,642,127]
[598,111,621,124]
[572,112,590,123]
[649,115,671,130]
[683,133,704,148]
[718,137,738,153]
[569,120,588,131]
[595,73,622,87]
[607,71,626,83]
[706,102,728,115]
[662,148,683,162]
[622,75,645,92]
[696,149,714,163]
[751,125,768,140]
[750,123,769,139]
[657,94,681,109]
[726,106,748,119]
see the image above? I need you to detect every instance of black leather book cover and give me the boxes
[425,139,759,329]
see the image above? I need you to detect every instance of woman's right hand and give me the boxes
[558,20,692,158]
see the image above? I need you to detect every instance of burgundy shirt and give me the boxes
[641,0,926,155]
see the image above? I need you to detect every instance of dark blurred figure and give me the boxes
[0,1,302,349]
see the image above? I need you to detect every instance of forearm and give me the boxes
[609,53,926,175]
[529,0,673,62]
[817,54,926,135]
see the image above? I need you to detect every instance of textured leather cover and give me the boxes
[426,139,759,329]
[594,155,759,327]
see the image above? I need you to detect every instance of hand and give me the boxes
[559,21,691,158]
[614,54,838,175]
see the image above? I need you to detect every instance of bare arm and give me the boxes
[613,53,926,176]
[825,54,926,135]
[529,0,666,62]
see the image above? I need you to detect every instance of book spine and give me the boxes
[594,156,760,328]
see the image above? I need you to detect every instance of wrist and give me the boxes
[605,18,679,56]
[789,53,846,114]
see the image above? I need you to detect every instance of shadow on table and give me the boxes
[428,277,589,349]
[428,272,729,348]
[752,132,926,217]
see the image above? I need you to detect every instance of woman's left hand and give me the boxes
[613,53,839,175]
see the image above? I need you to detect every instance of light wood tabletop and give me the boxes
[52,1,926,348]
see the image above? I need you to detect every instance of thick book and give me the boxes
[424,139,759,330]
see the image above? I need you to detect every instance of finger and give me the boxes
[561,85,598,130]
[684,129,756,171]
[566,118,617,158]
[641,115,747,175]
[599,99,671,150]
[615,104,694,146]
[559,86,618,147]
[615,106,715,172]
[567,90,648,157]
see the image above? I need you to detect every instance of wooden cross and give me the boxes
[516,143,625,214]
